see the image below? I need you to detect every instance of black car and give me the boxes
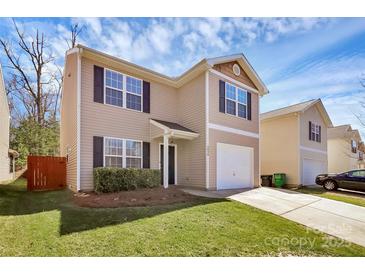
[316,169,365,191]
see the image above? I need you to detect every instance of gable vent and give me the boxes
[232,64,241,76]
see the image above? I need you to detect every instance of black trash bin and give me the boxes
[261,175,273,187]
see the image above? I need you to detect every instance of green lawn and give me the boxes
[1,179,365,256]
[297,187,365,208]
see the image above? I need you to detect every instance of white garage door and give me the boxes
[217,143,253,190]
[302,158,326,186]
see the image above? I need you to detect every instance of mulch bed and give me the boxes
[73,186,204,208]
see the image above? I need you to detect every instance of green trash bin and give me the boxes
[273,173,286,188]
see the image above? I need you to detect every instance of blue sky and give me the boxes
[1,17,365,136]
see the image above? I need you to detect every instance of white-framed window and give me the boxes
[104,137,123,167]
[225,82,247,119]
[351,139,357,154]
[126,76,142,111]
[104,137,142,168]
[310,122,321,143]
[126,140,142,168]
[104,69,143,112]
[105,69,123,107]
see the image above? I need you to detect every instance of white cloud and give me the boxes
[76,17,102,36]
[148,23,173,54]
[183,32,200,52]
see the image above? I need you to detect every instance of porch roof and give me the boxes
[150,119,199,140]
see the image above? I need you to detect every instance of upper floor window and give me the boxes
[126,76,142,111]
[351,139,357,154]
[225,82,248,119]
[104,69,142,111]
[309,121,321,143]
[105,70,123,107]
[104,137,142,169]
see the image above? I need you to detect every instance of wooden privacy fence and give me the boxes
[27,156,67,191]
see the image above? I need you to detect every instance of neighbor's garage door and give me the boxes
[302,158,326,186]
[217,143,253,190]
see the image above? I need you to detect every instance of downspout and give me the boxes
[76,48,82,192]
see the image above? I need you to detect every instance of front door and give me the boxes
[160,145,175,185]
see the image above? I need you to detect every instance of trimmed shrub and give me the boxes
[93,167,161,193]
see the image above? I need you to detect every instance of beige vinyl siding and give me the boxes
[60,52,79,191]
[209,129,259,189]
[328,138,360,173]
[208,71,259,133]
[300,105,328,152]
[0,65,11,182]
[208,70,260,190]
[260,114,300,187]
[299,105,328,184]
[79,57,179,191]
[176,73,206,188]
[328,126,362,173]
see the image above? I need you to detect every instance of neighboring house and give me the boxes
[0,64,17,182]
[60,45,268,192]
[358,141,365,169]
[328,125,364,173]
[260,99,333,187]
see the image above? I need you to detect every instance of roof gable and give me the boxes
[261,99,333,127]
[207,54,268,95]
[328,124,362,140]
[212,61,257,90]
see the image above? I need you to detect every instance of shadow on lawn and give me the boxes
[0,179,221,235]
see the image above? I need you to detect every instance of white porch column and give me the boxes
[163,134,169,189]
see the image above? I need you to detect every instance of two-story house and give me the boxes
[260,99,333,187]
[328,125,364,173]
[0,64,17,182]
[60,45,268,192]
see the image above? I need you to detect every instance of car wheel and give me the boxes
[323,180,337,191]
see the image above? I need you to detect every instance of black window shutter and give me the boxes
[219,80,225,113]
[143,81,150,113]
[143,142,150,168]
[93,136,104,168]
[247,92,252,120]
[309,121,312,141]
[319,125,321,143]
[94,65,104,103]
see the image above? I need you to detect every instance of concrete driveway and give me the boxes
[184,187,365,247]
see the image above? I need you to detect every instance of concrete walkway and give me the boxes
[183,187,365,247]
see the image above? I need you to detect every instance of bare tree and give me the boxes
[0,19,60,125]
[355,75,365,127]
[67,23,83,49]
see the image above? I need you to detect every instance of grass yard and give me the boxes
[1,179,365,256]
[297,187,365,208]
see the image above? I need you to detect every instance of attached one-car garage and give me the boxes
[216,143,253,190]
[302,158,327,185]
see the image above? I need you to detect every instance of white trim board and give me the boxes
[205,71,210,190]
[76,49,81,192]
[208,123,259,139]
[300,145,327,155]
[158,143,178,185]
[209,68,259,94]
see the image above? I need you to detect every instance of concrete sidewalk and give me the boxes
[184,187,365,247]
